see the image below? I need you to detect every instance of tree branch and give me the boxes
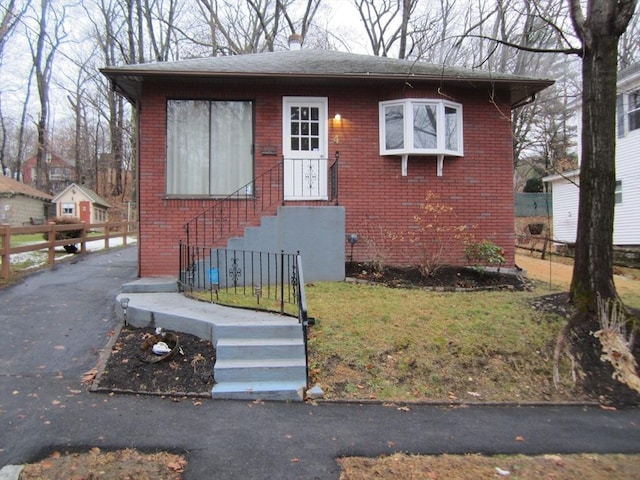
[568,0,585,46]
[464,34,582,57]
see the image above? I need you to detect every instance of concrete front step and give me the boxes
[122,278,178,293]
[211,380,305,401]
[216,338,305,361]
[214,358,306,383]
[215,323,302,340]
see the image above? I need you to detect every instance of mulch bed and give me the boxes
[346,263,529,290]
[94,326,216,397]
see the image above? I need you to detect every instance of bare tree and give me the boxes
[0,0,30,176]
[0,0,28,60]
[352,0,419,58]
[191,0,321,55]
[568,0,637,312]
[27,0,68,192]
[618,8,640,69]
[142,0,181,61]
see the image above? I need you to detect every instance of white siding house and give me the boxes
[544,64,640,247]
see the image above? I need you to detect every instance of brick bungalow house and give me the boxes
[101,46,553,280]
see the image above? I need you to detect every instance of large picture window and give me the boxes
[167,100,254,196]
[379,99,463,156]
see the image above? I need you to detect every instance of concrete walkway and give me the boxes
[1,246,639,479]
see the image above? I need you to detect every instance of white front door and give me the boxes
[282,97,328,200]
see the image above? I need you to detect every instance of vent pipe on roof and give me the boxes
[288,34,303,50]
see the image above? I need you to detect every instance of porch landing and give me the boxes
[115,278,306,402]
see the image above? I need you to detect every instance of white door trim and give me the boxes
[282,96,329,200]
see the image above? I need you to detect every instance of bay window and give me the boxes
[166,100,254,196]
[379,99,463,156]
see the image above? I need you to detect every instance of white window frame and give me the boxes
[62,203,74,216]
[379,99,464,157]
[628,91,640,132]
[282,97,329,200]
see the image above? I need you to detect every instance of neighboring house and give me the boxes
[0,175,53,226]
[22,153,76,195]
[51,183,111,223]
[544,63,640,247]
[102,44,553,279]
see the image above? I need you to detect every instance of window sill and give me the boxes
[163,195,256,201]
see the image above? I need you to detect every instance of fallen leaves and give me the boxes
[338,453,640,480]
[82,368,98,384]
[19,448,188,480]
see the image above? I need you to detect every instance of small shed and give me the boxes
[51,183,111,223]
[0,175,53,226]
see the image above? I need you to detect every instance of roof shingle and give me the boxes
[102,49,554,107]
[0,175,53,201]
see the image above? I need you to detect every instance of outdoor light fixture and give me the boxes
[347,233,358,262]
[119,297,130,325]
[334,113,341,121]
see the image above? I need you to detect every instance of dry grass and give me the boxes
[338,453,640,480]
[306,283,580,402]
[19,448,186,480]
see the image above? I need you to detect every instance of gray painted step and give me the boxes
[215,323,302,340]
[122,277,178,293]
[214,358,306,382]
[211,381,304,401]
[216,338,305,361]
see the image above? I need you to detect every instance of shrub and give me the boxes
[43,217,83,253]
[463,240,505,269]
[398,192,476,278]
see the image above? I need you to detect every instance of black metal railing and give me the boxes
[178,245,308,316]
[183,153,339,250]
[183,162,284,250]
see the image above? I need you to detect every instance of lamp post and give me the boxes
[119,297,130,325]
[347,233,358,263]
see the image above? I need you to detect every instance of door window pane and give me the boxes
[289,104,321,152]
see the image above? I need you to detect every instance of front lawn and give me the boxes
[306,283,581,402]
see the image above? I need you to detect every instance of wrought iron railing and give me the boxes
[183,153,339,250]
[179,246,307,315]
[183,162,284,250]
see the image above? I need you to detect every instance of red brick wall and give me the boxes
[137,79,515,276]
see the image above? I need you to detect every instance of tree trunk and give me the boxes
[569,35,619,313]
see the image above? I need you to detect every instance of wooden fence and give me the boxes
[1,221,137,279]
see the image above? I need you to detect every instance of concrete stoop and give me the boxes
[212,334,306,401]
[117,279,307,401]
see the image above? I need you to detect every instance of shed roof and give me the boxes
[101,49,553,107]
[52,183,111,208]
[0,175,53,201]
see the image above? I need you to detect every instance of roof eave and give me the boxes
[101,68,554,108]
